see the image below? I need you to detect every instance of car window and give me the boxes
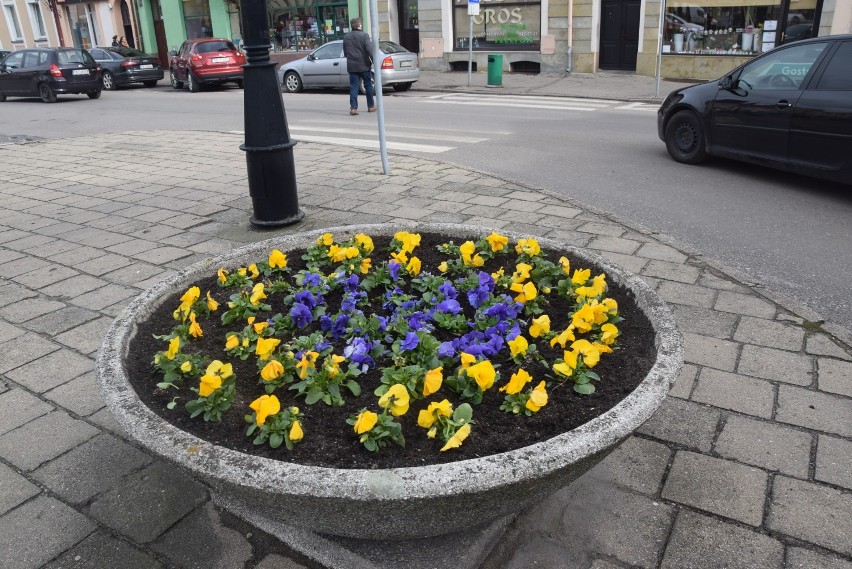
[195,41,236,54]
[736,42,827,90]
[815,42,852,90]
[3,51,24,68]
[57,49,89,65]
[313,43,342,60]
[379,41,407,54]
[108,46,146,58]
[22,51,41,68]
[39,51,49,65]
[89,49,110,60]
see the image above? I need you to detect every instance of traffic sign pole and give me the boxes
[467,0,480,86]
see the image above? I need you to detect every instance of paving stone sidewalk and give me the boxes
[0,130,850,569]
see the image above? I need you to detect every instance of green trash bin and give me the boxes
[487,53,503,87]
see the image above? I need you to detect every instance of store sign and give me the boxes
[453,0,540,50]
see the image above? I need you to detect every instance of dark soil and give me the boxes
[126,233,656,469]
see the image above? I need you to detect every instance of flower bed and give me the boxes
[99,223,683,540]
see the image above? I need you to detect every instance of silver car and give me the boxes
[278,40,419,93]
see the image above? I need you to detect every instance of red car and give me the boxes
[169,38,245,92]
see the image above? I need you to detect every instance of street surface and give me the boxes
[1,82,850,332]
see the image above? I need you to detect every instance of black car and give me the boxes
[0,48,101,103]
[88,46,163,90]
[658,35,852,185]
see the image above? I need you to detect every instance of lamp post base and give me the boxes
[249,210,305,228]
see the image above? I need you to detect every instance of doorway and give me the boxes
[599,0,640,70]
[396,0,419,53]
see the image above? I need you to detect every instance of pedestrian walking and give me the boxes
[342,17,375,116]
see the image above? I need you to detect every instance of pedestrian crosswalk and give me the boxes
[421,93,659,113]
[229,121,510,154]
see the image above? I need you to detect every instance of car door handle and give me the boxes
[333,62,339,66]
[776,100,792,109]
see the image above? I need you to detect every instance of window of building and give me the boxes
[26,0,47,39]
[452,0,541,52]
[2,0,24,41]
[183,0,213,39]
[66,3,99,48]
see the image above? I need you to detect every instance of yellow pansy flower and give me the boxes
[180,361,192,373]
[510,281,538,303]
[550,326,576,349]
[249,394,280,426]
[406,256,421,276]
[440,423,471,452]
[248,317,256,325]
[529,315,551,338]
[268,249,287,269]
[360,257,372,274]
[353,410,378,434]
[417,399,453,429]
[466,360,496,391]
[486,231,509,252]
[255,337,281,361]
[525,381,548,412]
[166,337,180,360]
[225,335,239,350]
[508,335,529,357]
[253,322,268,334]
[459,352,477,375]
[354,233,374,253]
[205,360,234,379]
[317,233,334,246]
[248,264,260,279]
[600,323,619,345]
[390,250,408,265]
[515,238,541,257]
[238,268,247,277]
[500,368,532,395]
[295,351,318,378]
[180,286,201,307]
[260,359,284,382]
[554,349,578,377]
[188,312,203,338]
[394,231,421,254]
[249,283,266,306]
[601,298,618,316]
[289,420,304,441]
[571,339,601,367]
[559,256,570,275]
[325,354,345,378]
[423,366,444,396]
[438,261,449,273]
[511,263,532,284]
[491,267,505,281]
[206,291,219,311]
[217,268,228,284]
[198,374,222,397]
[572,268,591,285]
[571,304,595,333]
[379,384,410,416]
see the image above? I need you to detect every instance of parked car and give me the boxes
[169,38,244,92]
[88,46,163,90]
[658,35,852,185]
[278,40,420,93]
[0,47,101,103]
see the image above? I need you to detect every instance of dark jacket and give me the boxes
[343,28,373,73]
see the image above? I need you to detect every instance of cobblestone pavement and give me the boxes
[0,131,850,569]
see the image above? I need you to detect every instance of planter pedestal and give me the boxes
[98,222,683,567]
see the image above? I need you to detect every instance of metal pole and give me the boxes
[655,0,667,98]
[48,0,65,47]
[467,15,473,86]
[368,0,389,174]
[239,0,304,227]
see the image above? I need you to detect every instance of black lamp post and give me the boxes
[239,0,304,227]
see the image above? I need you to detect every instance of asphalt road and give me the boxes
[1,81,850,332]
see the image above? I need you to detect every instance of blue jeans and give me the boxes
[349,71,374,110]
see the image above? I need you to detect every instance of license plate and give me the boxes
[140,64,154,69]
[72,69,90,75]
[211,57,229,63]
[400,60,413,68]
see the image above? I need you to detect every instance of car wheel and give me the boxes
[664,110,708,165]
[235,79,243,89]
[170,69,183,89]
[87,90,102,100]
[392,82,412,92]
[102,71,116,90]
[39,83,57,103]
[283,71,303,93]
[188,71,200,93]
[143,80,158,88]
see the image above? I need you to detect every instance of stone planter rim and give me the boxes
[98,222,683,502]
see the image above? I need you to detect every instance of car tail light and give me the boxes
[191,54,203,62]
[49,64,62,77]
[381,56,393,70]
[416,56,420,68]
[121,61,138,68]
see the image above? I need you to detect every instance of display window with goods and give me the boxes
[452,0,541,52]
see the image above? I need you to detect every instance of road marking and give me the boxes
[424,93,614,105]
[228,131,455,153]
[288,125,487,143]
[614,102,660,112]
[421,93,660,113]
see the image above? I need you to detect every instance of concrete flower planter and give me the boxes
[98,223,683,547]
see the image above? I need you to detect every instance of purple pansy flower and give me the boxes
[400,331,419,351]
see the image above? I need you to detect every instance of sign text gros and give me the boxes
[473,6,523,25]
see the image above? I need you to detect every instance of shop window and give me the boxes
[26,0,47,39]
[184,0,213,39]
[2,0,24,41]
[66,3,99,49]
[452,0,541,52]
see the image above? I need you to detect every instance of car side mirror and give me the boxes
[718,75,733,90]
[169,50,178,56]
[307,54,316,61]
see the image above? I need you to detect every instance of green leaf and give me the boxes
[327,382,341,401]
[453,403,473,423]
[269,433,284,448]
[166,401,177,409]
[574,383,596,395]
[346,380,361,396]
[305,388,324,405]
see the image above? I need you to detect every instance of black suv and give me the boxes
[0,48,102,103]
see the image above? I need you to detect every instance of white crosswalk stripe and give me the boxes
[229,121,504,154]
[422,93,659,113]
